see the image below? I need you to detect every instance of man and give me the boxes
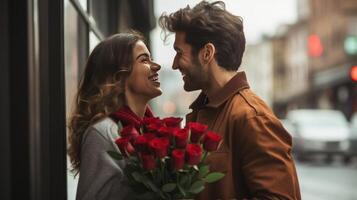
[159,1,301,200]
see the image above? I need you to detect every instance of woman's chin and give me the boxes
[153,88,163,97]
[146,88,162,99]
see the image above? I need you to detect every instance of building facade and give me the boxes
[242,41,274,107]
[272,0,357,119]
[308,0,357,119]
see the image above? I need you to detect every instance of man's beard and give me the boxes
[183,61,205,92]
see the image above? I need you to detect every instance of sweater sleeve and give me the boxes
[76,126,132,200]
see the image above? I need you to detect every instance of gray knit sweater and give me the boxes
[76,117,133,200]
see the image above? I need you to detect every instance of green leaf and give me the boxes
[177,183,186,197]
[179,174,189,186]
[107,151,123,160]
[199,165,209,178]
[162,183,176,193]
[131,171,144,182]
[190,180,204,189]
[129,156,139,162]
[143,177,160,192]
[133,172,159,193]
[189,180,205,194]
[203,172,225,183]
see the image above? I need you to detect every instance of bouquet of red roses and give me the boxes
[108,117,225,200]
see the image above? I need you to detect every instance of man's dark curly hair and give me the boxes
[159,1,246,71]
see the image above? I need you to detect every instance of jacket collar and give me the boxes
[189,71,250,109]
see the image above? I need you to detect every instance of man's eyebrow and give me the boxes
[136,53,151,60]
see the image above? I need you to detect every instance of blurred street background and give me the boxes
[297,160,357,200]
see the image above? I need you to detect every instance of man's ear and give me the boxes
[201,43,216,64]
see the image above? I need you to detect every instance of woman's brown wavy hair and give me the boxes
[68,32,145,175]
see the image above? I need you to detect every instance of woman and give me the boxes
[68,32,162,200]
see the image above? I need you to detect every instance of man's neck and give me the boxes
[204,67,236,100]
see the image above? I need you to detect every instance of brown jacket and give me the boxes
[187,72,301,200]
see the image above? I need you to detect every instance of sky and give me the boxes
[151,0,297,66]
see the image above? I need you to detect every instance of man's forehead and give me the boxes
[175,32,185,41]
[174,32,186,48]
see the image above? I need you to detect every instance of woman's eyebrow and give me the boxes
[136,53,151,60]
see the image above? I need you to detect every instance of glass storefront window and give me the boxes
[64,1,83,199]
[78,0,87,12]
[89,30,100,53]
[64,1,79,124]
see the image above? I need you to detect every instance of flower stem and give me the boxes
[201,151,208,163]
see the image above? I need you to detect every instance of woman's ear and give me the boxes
[201,43,216,64]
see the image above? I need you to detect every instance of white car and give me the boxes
[281,119,295,135]
[287,109,350,161]
[347,113,357,158]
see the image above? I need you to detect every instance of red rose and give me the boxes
[187,122,208,143]
[203,131,222,152]
[133,135,148,152]
[163,117,182,128]
[171,149,185,170]
[115,137,135,157]
[115,137,128,155]
[146,123,161,133]
[185,144,202,165]
[141,152,156,170]
[160,137,170,147]
[126,143,135,155]
[149,138,169,158]
[157,126,172,138]
[143,133,156,142]
[173,128,189,148]
[143,117,161,124]
[142,117,162,126]
[120,125,140,141]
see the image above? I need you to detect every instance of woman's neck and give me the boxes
[124,92,149,119]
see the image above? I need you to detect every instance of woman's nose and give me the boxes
[172,56,178,70]
[150,61,161,71]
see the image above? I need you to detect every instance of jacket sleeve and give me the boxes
[236,115,301,200]
[76,127,132,200]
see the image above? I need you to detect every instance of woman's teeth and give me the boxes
[149,75,159,82]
